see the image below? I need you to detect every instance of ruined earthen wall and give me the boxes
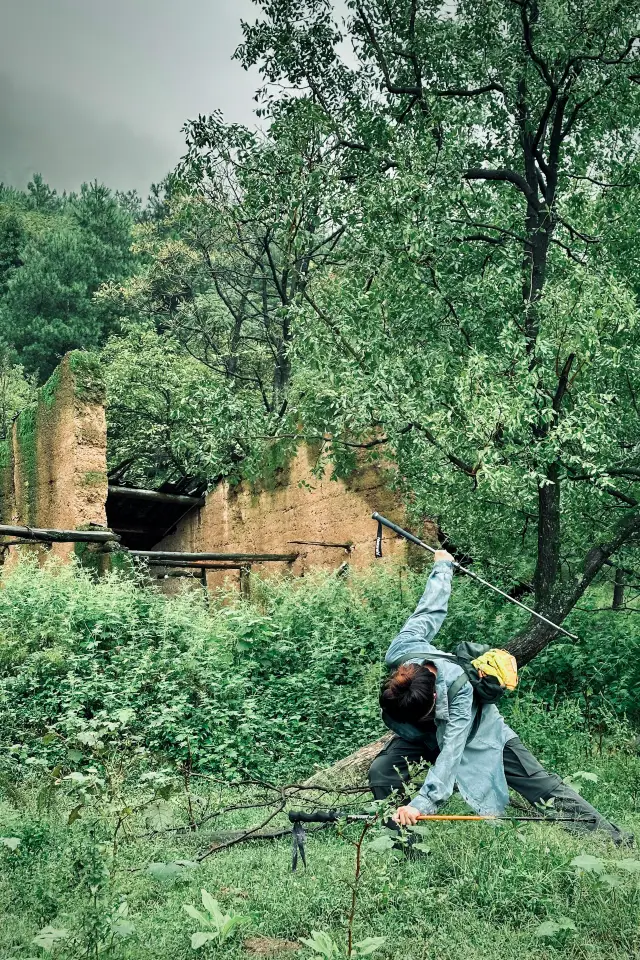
[0,352,108,564]
[154,445,435,590]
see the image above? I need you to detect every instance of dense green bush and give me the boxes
[0,559,638,786]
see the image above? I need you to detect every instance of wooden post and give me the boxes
[239,564,252,600]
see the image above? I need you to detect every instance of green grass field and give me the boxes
[2,734,639,960]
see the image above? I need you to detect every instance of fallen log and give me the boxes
[299,732,393,790]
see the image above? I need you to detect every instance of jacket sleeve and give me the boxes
[410,681,474,815]
[385,561,454,668]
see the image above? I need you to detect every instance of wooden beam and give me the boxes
[0,524,119,544]
[130,549,298,563]
[153,570,203,579]
[108,485,205,508]
[288,540,352,550]
[111,527,167,536]
[143,559,246,570]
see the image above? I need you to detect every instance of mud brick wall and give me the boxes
[154,444,437,590]
[0,352,108,564]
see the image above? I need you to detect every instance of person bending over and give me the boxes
[368,552,630,845]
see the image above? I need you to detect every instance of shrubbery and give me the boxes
[0,559,638,786]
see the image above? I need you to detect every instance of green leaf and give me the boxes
[68,804,83,825]
[148,861,185,883]
[201,888,223,923]
[191,932,216,950]
[407,825,431,837]
[219,914,248,942]
[300,931,339,958]
[366,835,395,853]
[570,854,605,873]
[599,873,624,888]
[353,936,386,956]
[616,858,640,873]
[32,927,70,951]
[76,731,99,746]
[534,917,576,939]
[183,904,211,927]
[1,837,21,851]
[145,800,174,831]
[111,918,135,939]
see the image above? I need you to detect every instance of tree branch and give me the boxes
[512,0,557,88]
[435,83,505,97]
[464,168,539,207]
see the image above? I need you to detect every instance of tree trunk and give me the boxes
[509,509,640,664]
[612,568,625,610]
[533,462,561,607]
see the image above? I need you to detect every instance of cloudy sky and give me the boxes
[0,0,267,195]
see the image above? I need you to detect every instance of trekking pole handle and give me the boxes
[288,810,340,824]
[372,513,579,642]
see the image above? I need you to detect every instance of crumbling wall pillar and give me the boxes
[0,351,109,566]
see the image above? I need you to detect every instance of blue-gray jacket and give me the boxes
[384,561,515,816]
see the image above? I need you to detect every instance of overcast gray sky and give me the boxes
[0,0,264,195]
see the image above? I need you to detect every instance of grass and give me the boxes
[1,561,639,959]
[1,733,639,960]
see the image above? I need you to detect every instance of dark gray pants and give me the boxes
[368,735,629,844]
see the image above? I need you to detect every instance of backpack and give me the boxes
[395,642,518,743]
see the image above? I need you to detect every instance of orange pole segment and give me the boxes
[415,814,493,821]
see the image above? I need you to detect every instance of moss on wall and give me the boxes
[81,471,109,487]
[0,438,14,522]
[68,351,106,405]
[15,405,38,524]
[39,366,62,410]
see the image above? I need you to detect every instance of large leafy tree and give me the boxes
[100,109,346,486]
[237,0,640,661]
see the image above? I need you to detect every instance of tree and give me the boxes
[0,181,135,381]
[175,104,346,414]
[99,109,346,486]
[0,341,34,441]
[238,0,640,663]
[0,206,25,296]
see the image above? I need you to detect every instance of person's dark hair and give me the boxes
[380,664,436,724]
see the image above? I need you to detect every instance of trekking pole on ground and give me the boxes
[372,512,579,641]
[288,809,596,870]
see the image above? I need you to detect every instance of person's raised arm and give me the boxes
[385,550,454,668]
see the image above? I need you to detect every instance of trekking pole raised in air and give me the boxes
[372,512,579,641]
